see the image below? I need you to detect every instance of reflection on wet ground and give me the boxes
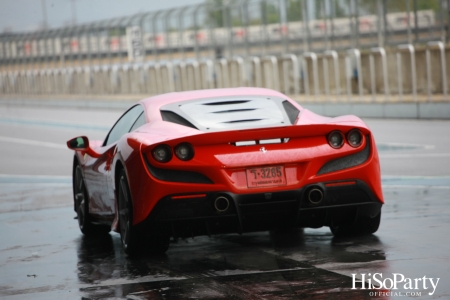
[0,178,449,299]
[77,230,387,299]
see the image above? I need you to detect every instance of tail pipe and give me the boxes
[307,186,324,205]
[214,196,230,213]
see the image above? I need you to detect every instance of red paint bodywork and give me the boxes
[70,88,383,232]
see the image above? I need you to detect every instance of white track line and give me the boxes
[380,153,450,158]
[378,142,435,150]
[0,136,67,149]
[0,174,71,179]
[383,185,450,189]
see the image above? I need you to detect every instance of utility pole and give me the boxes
[41,0,48,29]
[70,0,78,26]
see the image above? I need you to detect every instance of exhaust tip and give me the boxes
[214,196,230,213]
[308,188,324,205]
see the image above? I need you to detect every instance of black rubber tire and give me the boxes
[330,212,381,237]
[118,169,140,255]
[329,222,354,237]
[361,211,381,234]
[117,169,170,256]
[74,165,110,235]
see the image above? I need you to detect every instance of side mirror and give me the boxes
[67,136,89,150]
[67,136,101,158]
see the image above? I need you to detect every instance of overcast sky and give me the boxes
[0,0,204,33]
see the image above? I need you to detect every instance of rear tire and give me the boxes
[118,169,140,255]
[74,165,110,235]
[330,212,381,237]
[117,169,170,256]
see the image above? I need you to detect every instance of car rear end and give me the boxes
[130,93,383,238]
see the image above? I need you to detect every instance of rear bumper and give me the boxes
[135,179,382,238]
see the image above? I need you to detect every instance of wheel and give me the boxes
[330,212,381,237]
[118,169,170,256]
[361,211,381,234]
[146,234,170,254]
[118,169,139,255]
[329,222,354,237]
[74,165,110,235]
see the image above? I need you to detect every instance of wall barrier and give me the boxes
[1,44,448,102]
[396,44,417,102]
[369,47,389,101]
[322,50,340,101]
[426,41,447,101]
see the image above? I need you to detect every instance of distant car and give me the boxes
[67,88,383,255]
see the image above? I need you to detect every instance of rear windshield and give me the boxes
[160,95,299,132]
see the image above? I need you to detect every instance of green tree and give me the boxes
[205,0,281,27]
[286,0,303,22]
[261,0,280,24]
[206,0,225,28]
[358,0,440,13]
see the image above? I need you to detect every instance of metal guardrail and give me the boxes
[346,49,363,101]
[426,41,448,101]
[369,47,389,101]
[322,50,340,101]
[0,0,448,71]
[302,52,319,101]
[397,44,417,102]
[0,44,448,103]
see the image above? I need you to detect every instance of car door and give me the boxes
[105,107,147,210]
[85,104,145,217]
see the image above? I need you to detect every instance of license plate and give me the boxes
[246,166,287,188]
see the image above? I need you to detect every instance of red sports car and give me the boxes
[67,88,383,255]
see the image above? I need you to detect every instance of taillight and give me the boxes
[152,144,172,163]
[347,129,363,147]
[174,143,194,161]
[328,131,344,149]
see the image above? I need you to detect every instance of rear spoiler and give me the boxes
[141,123,370,150]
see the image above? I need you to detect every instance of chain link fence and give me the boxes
[0,0,448,101]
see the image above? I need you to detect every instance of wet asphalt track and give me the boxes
[0,102,450,299]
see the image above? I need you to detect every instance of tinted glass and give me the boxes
[104,105,144,146]
[160,96,295,132]
[130,111,146,132]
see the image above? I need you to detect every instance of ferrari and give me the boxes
[67,87,383,255]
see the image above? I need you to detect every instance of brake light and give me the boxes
[174,143,194,161]
[151,144,172,163]
[347,129,363,148]
[328,131,344,149]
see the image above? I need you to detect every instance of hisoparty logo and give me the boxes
[352,273,440,296]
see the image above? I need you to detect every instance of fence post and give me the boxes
[229,56,246,87]
[247,56,262,87]
[346,48,363,101]
[322,50,340,101]
[160,62,175,93]
[215,58,229,88]
[426,41,447,101]
[369,47,389,101]
[185,60,201,90]
[281,54,300,97]
[198,59,214,89]
[261,55,280,91]
[302,52,319,101]
[396,44,417,102]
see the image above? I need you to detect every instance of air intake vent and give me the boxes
[203,100,250,106]
[223,119,264,124]
[160,95,291,132]
[161,110,197,129]
[212,108,257,114]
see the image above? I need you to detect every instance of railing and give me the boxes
[1,44,448,102]
[0,0,448,71]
